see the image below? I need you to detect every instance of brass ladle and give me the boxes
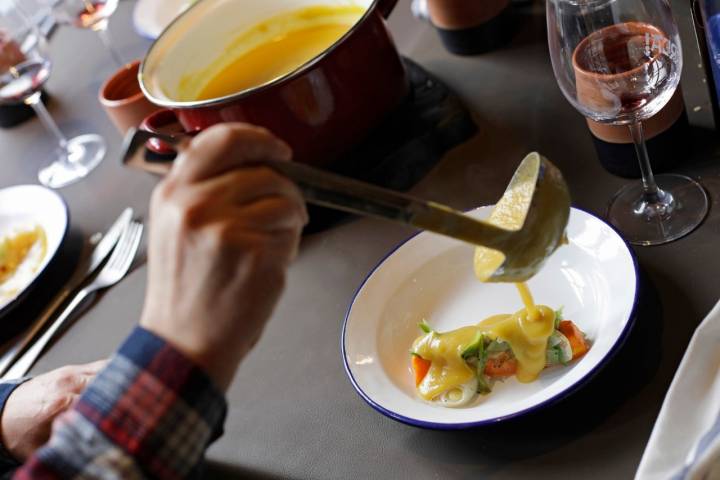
[121,129,571,282]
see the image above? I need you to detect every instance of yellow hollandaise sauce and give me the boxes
[176,5,365,101]
[411,284,555,402]
[472,156,536,282]
[0,226,46,285]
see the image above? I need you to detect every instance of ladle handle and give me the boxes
[121,128,514,250]
[268,161,515,250]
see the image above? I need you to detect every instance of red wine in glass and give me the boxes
[573,22,680,124]
[0,4,107,188]
[72,0,118,30]
[0,60,51,104]
[54,0,123,65]
[547,0,707,246]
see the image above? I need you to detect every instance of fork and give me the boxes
[3,221,144,380]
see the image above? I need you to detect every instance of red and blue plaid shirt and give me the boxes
[11,327,227,479]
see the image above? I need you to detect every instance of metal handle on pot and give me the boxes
[138,108,196,158]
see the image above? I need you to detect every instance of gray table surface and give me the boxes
[2,0,720,479]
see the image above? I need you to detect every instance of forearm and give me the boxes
[13,327,227,479]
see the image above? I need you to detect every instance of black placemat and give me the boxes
[0,92,50,129]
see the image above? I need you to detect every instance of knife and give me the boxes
[0,208,133,376]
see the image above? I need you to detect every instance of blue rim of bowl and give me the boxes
[0,186,70,319]
[340,206,640,430]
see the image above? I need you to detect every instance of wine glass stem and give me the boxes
[628,121,661,202]
[24,92,69,151]
[96,27,124,67]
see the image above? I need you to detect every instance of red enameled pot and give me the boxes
[138,0,408,167]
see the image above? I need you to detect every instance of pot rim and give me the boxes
[138,0,384,110]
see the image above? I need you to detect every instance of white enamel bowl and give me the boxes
[342,206,638,429]
[0,185,68,315]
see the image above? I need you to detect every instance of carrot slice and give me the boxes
[558,320,589,359]
[484,352,518,377]
[411,355,432,386]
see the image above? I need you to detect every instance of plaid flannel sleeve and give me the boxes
[13,327,227,480]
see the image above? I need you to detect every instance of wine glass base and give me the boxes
[38,134,106,189]
[607,174,708,246]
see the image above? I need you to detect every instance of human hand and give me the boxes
[140,123,308,391]
[0,360,106,462]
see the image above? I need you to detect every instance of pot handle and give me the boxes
[376,0,399,18]
[139,108,195,157]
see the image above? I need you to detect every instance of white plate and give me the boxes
[0,185,68,316]
[342,206,638,429]
[133,0,194,40]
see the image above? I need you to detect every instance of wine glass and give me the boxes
[50,0,123,67]
[546,0,708,245]
[0,1,106,188]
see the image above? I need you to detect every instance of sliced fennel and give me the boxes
[546,331,572,365]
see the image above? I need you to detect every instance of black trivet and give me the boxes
[304,57,478,232]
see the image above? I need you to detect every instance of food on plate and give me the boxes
[409,285,590,407]
[176,4,365,101]
[0,225,47,300]
[410,168,585,408]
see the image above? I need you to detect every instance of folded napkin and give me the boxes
[636,299,720,480]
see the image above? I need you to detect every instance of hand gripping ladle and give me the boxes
[122,129,571,282]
